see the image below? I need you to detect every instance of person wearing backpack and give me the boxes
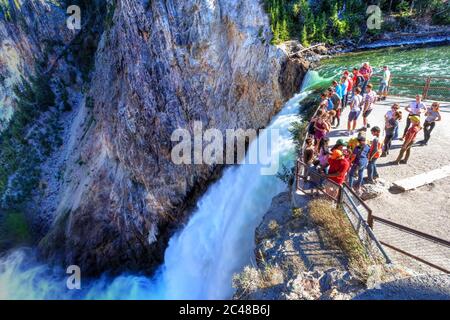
[385,103,401,140]
[352,68,365,92]
[348,135,371,193]
[367,126,382,184]
[362,83,378,129]
[328,87,342,127]
[347,87,363,135]
[359,62,373,94]
[382,110,402,156]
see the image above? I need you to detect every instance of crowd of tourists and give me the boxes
[302,62,442,195]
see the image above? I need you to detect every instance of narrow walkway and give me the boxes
[327,95,450,272]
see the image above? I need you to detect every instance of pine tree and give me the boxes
[300,25,309,47]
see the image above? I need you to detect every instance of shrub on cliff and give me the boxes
[308,199,370,280]
[0,71,57,212]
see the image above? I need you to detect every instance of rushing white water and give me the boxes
[0,71,329,300]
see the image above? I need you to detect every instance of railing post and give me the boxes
[337,186,343,208]
[368,209,374,229]
[422,76,431,100]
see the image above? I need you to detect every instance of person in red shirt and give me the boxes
[395,116,422,165]
[327,149,350,185]
[344,71,353,90]
[352,68,365,98]
[359,62,373,94]
[342,71,353,108]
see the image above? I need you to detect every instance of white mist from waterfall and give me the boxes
[0,71,329,300]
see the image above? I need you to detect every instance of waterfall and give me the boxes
[0,71,322,300]
[301,70,338,92]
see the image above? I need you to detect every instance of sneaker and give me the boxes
[400,160,408,164]
[381,152,387,158]
[366,123,371,128]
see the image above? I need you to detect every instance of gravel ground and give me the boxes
[355,274,450,300]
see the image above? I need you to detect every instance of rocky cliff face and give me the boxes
[0,0,70,128]
[232,192,421,300]
[31,0,307,275]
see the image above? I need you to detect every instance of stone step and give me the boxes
[392,165,450,191]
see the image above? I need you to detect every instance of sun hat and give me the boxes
[335,139,348,147]
[410,115,421,123]
[330,149,344,160]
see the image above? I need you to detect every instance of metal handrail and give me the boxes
[341,186,392,263]
[294,72,450,272]
[371,73,450,80]
[369,73,450,100]
[371,215,450,248]
[295,159,391,263]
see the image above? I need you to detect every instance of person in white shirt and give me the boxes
[362,83,378,128]
[379,66,391,100]
[347,87,363,135]
[384,103,401,140]
[401,94,427,140]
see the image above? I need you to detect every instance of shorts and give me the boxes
[379,81,388,92]
[363,109,373,118]
[348,110,361,122]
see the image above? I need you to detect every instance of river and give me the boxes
[0,45,449,300]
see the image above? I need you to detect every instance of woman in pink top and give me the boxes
[359,62,373,94]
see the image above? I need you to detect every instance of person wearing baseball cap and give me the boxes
[348,135,371,193]
[335,139,348,147]
[396,115,422,165]
[327,150,350,186]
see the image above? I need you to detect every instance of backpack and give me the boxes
[357,75,365,86]
[370,139,383,159]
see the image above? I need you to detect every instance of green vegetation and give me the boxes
[0,68,67,248]
[308,199,370,279]
[264,0,364,45]
[0,0,21,22]
[289,91,322,152]
[0,210,31,249]
[0,70,60,222]
[264,0,450,46]
[233,264,285,298]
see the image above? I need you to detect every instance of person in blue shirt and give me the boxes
[348,135,371,193]
[335,77,347,101]
[328,87,342,127]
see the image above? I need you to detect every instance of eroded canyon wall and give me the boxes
[1,0,307,275]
